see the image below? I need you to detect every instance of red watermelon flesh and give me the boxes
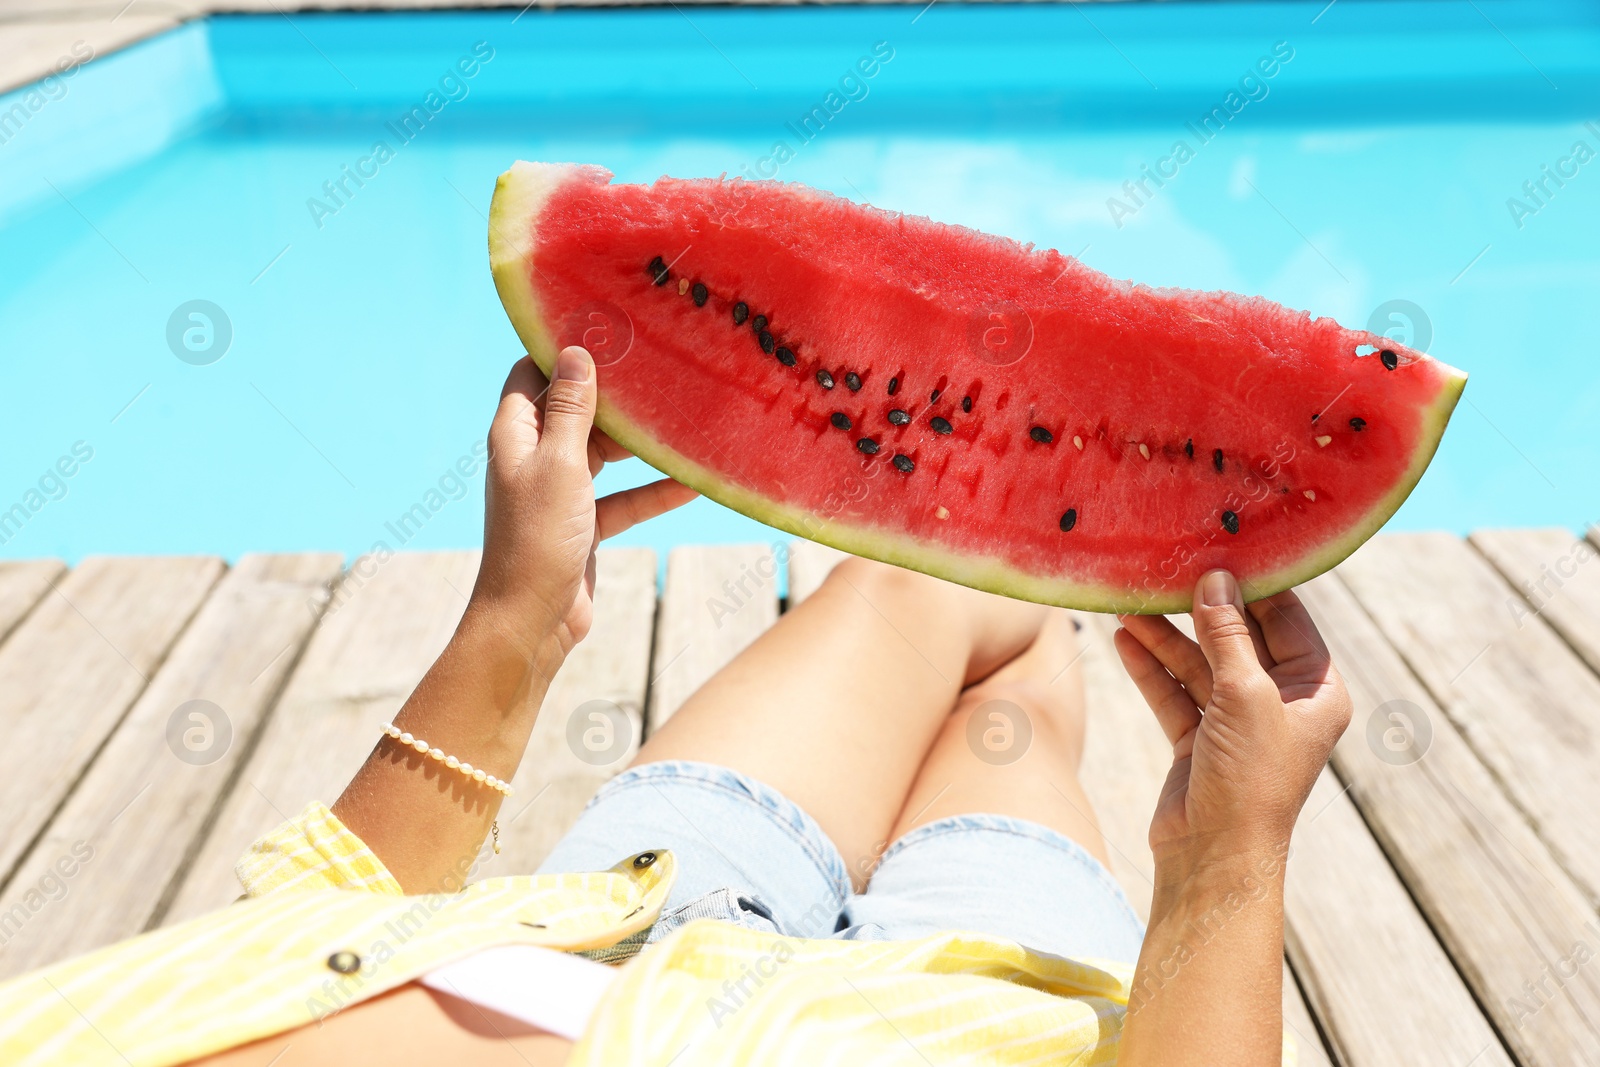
[489,162,1465,614]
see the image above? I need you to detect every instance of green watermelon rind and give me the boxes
[488,161,1466,615]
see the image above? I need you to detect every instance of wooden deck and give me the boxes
[1,531,1599,1064]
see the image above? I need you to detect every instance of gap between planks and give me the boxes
[0,559,65,650]
[789,542,1343,1065]
[160,548,659,921]
[0,553,343,979]
[0,557,224,903]
[1336,533,1600,911]
[645,544,780,734]
[1470,527,1600,680]
[161,551,484,922]
[474,548,657,878]
[1303,563,1600,1065]
[6,534,1580,1067]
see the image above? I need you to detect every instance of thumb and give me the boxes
[540,346,598,458]
[1191,570,1269,699]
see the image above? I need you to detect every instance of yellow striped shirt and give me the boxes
[0,802,1293,1065]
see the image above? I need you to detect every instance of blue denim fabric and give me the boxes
[537,760,1144,962]
[835,813,1146,961]
[537,761,850,945]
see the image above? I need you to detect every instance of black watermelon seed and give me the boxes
[888,408,911,426]
[1059,508,1077,532]
[691,282,708,307]
[845,372,862,392]
[1221,510,1240,535]
[1311,412,1321,423]
[892,454,915,473]
[930,416,953,435]
[962,396,972,413]
[831,412,852,431]
[775,346,796,367]
[1184,439,1194,459]
[816,369,835,390]
[732,302,749,325]
[930,389,941,403]
[888,377,900,396]
[751,314,768,332]
[857,437,880,455]
[1349,416,1367,431]
[758,330,776,354]
[1213,449,1224,473]
[647,256,667,285]
[1380,348,1398,370]
[1029,426,1053,444]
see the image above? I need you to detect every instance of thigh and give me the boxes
[841,670,1145,963]
[889,679,1109,866]
[633,559,980,887]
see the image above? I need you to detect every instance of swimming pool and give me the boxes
[2,1,1596,565]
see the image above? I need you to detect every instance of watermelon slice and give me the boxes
[488,162,1465,614]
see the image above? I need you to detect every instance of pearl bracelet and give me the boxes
[381,723,514,797]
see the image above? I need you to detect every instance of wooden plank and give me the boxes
[0,556,223,890]
[1471,527,1600,677]
[1338,532,1600,906]
[0,553,343,979]
[1285,768,1513,1067]
[1280,972,1334,1067]
[1300,569,1600,1064]
[475,549,657,877]
[1072,613,1170,916]
[161,551,481,923]
[1072,614,1334,1067]
[0,559,65,647]
[785,541,849,608]
[645,544,779,733]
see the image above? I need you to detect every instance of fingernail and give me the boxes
[554,347,591,384]
[1202,570,1236,607]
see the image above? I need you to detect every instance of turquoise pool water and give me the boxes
[1,1,1597,565]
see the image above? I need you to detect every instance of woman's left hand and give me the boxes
[469,346,698,653]
[1114,571,1351,861]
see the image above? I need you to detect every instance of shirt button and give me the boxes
[326,951,362,974]
[632,852,656,869]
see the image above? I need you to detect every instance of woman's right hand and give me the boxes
[472,348,697,656]
[1113,569,1352,863]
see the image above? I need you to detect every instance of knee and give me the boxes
[824,556,947,604]
[958,679,1086,761]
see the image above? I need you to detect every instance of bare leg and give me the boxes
[633,557,1049,889]
[886,609,1109,868]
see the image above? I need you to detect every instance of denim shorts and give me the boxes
[536,760,1145,964]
